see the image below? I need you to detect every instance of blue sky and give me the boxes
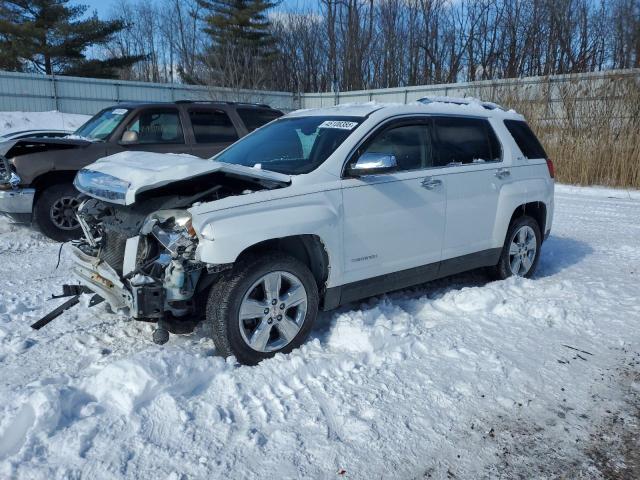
[81,0,313,18]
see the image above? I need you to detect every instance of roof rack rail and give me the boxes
[174,99,227,105]
[417,96,505,111]
[174,99,273,108]
[226,102,273,109]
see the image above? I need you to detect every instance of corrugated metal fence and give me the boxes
[0,70,296,114]
[1,68,638,118]
[301,69,640,122]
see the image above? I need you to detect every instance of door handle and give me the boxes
[421,177,442,190]
[495,168,511,179]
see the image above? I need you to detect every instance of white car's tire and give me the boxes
[206,252,319,365]
[493,215,542,280]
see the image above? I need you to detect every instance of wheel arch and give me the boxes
[31,170,78,203]
[509,201,547,240]
[236,234,330,294]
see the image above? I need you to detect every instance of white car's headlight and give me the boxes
[74,169,130,204]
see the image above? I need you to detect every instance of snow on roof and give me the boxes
[287,99,523,120]
[288,102,386,118]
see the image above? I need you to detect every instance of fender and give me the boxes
[526,176,555,235]
[492,172,554,246]
[191,189,344,286]
[492,179,532,247]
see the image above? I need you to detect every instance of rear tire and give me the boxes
[33,183,82,242]
[492,215,541,280]
[206,252,319,365]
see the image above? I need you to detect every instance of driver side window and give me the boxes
[361,123,433,172]
[125,109,185,144]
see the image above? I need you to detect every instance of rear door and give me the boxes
[187,108,240,158]
[341,118,446,285]
[432,116,506,259]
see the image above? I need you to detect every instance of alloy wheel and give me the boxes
[238,270,308,353]
[50,196,80,230]
[508,225,537,276]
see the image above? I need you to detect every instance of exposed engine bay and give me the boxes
[67,172,277,329]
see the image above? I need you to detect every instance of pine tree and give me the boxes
[197,0,279,88]
[200,0,277,51]
[0,0,142,78]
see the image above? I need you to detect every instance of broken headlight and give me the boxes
[74,169,130,205]
[142,209,197,257]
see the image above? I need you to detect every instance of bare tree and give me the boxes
[104,0,640,91]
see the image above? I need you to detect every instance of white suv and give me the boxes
[68,99,554,364]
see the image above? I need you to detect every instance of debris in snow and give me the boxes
[563,344,594,356]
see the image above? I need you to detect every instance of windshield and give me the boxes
[74,107,130,141]
[214,116,363,174]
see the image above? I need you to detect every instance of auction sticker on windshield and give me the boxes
[112,109,128,115]
[318,120,359,130]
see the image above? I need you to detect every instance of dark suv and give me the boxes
[0,101,283,241]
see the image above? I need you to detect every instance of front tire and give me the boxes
[206,253,319,365]
[33,183,82,242]
[492,215,541,280]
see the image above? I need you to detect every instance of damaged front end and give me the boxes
[71,199,206,322]
[43,159,290,340]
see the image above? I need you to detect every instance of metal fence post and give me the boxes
[51,73,59,111]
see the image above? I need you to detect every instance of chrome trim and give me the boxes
[9,172,21,188]
[349,152,397,174]
[0,188,36,214]
[420,177,442,190]
[69,245,133,312]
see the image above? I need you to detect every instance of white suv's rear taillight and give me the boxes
[546,158,555,179]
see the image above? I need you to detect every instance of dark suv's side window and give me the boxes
[236,108,283,132]
[189,109,238,143]
[504,120,547,159]
[126,109,184,144]
[433,117,501,166]
[361,123,434,172]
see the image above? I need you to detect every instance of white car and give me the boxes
[67,99,554,364]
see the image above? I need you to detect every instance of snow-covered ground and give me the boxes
[0,184,639,479]
[0,111,89,136]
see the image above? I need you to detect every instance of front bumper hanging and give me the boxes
[69,244,133,313]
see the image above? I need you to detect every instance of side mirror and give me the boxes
[347,152,398,176]
[120,130,139,144]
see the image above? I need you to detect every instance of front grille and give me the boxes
[0,155,11,184]
[98,229,128,275]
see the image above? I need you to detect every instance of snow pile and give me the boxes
[0,111,90,136]
[0,186,639,479]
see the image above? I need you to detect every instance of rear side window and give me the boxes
[433,117,501,165]
[236,108,283,132]
[189,110,238,143]
[504,120,547,159]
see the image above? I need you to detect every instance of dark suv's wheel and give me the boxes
[33,183,82,242]
[492,215,541,280]
[206,252,319,365]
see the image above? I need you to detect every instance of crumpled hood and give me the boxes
[77,150,291,205]
[0,137,90,157]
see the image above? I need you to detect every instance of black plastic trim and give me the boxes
[321,247,502,310]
